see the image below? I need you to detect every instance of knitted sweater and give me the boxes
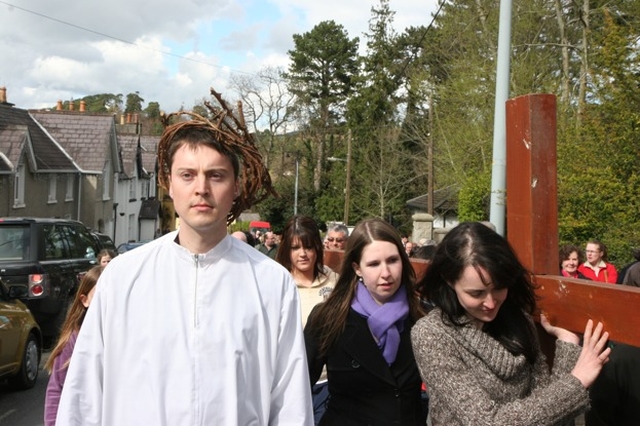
[411,309,589,426]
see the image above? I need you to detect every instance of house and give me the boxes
[31,102,121,237]
[0,88,80,219]
[0,88,164,243]
[405,185,459,229]
[115,124,160,244]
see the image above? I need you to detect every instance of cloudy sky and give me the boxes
[0,0,440,112]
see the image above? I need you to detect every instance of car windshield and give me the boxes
[117,242,146,254]
[0,226,29,261]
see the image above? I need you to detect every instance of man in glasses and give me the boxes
[325,224,349,250]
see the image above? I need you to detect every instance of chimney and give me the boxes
[80,100,86,112]
[69,100,75,111]
[0,87,6,103]
[56,100,63,110]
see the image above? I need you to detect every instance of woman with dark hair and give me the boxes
[411,222,611,426]
[276,215,338,325]
[276,215,338,425]
[559,244,589,279]
[305,218,425,425]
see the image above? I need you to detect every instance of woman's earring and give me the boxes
[357,276,364,284]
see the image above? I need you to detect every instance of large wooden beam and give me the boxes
[536,276,640,346]
[322,93,640,348]
[504,93,639,347]
[505,94,559,275]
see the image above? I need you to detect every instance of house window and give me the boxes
[13,164,26,208]
[141,179,150,199]
[129,179,136,200]
[147,174,155,198]
[48,174,57,203]
[128,213,135,241]
[65,175,74,201]
[102,160,111,201]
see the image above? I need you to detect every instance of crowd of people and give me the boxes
[559,240,640,286]
[43,90,638,426]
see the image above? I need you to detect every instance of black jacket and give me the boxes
[305,308,423,426]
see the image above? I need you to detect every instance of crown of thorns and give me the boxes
[157,88,276,225]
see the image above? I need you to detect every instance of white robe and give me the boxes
[56,232,313,426]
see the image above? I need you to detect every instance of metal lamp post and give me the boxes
[327,132,352,225]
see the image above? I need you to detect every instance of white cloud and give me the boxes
[0,0,439,112]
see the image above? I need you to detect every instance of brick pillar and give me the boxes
[411,213,434,244]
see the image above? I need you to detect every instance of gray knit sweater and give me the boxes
[411,309,589,426]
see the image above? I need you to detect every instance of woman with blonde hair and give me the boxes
[44,265,103,425]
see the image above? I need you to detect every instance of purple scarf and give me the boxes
[351,281,409,365]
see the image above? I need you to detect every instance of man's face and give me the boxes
[327,230,347,250]
[585,243,603,266]
[405,242,414,256]
[169,144,238,240]
[264,232,276,248]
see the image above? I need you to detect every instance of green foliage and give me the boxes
[228,221,250,232]
[285,20,359,123]
[74,93,123,113]
[253,192,291,235]
[125,92,144,113]
[253,175,318,233]
[54,0,640,268]
[457,171,491,222]
[556,9,640,266]
[144,102,161,119]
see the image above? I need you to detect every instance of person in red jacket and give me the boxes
[578,240,618,283]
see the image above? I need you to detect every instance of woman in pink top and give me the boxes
[44,265,103,426]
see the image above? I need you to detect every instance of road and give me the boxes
[0,351,50,426]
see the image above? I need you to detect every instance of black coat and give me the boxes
[305,308,424,426]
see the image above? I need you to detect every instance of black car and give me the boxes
[91,231,117,252]
[0,217,99,343]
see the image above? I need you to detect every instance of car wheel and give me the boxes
[8,332,41,390]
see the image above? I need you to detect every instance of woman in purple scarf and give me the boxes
[304,218,426,425]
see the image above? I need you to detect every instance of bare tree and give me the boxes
[230,67,295,169]
[351,127,413,220]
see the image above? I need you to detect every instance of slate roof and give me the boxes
[0,125,27,173]
[115,134,159,179]
[118,134,138,178]
[31,110,117,174]
[0,104,77,172]
[139,136,159,175]
[406,185,459,213]
[139,198,161,219]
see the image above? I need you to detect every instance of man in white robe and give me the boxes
[56,93,313,425]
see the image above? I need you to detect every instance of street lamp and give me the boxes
[327,132,352,225]
[285,152,300,215]
[294,155,299,215]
